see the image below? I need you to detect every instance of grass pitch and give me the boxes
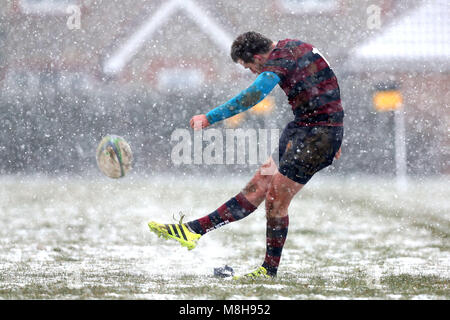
[0,174,449,299]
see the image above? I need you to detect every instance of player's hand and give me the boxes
[334,147,342,160]
[189,114,210,130]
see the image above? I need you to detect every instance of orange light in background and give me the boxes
[224,112,245,128]
[250,96,275,115]
[373,90,403,112]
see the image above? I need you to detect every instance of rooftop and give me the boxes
[349,0,450,72]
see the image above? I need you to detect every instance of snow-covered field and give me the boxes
[0,174,449,299]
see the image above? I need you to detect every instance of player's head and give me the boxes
[231,31,274,74]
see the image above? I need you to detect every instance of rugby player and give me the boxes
[148,31,344,279]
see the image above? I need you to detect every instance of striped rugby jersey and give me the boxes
[261,39,344,127]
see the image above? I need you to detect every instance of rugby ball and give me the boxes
[96,135,133,178]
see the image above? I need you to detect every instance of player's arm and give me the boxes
[190,71,280,129]
[206,71,280,124]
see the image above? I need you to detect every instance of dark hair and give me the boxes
[230,31,273,63]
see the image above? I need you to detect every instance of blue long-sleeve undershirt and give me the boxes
[206,71,281,125]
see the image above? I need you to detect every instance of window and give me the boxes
[16,0,79,15]
[157,68,205,93]
[277,0,339,14]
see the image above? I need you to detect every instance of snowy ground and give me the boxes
[0,173,449,299]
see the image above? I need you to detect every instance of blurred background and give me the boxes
[0,0,448,178]
[1,0,449,300]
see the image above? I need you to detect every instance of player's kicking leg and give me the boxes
[147,158,276,250]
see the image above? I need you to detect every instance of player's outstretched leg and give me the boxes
[148,158,275,250]
[185,192,257,235]
[148,192,256,250]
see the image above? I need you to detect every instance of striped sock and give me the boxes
[186,192,257,235]
[262,215,289,277]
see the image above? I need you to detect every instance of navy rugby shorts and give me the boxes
[272,121,343,185]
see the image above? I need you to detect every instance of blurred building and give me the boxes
[0,0,448,176]
[345,0,450,175]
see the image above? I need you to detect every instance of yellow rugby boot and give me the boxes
[148,218,201,251]
[232,266,273,280]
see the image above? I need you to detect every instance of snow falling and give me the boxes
[0,0,448,300]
